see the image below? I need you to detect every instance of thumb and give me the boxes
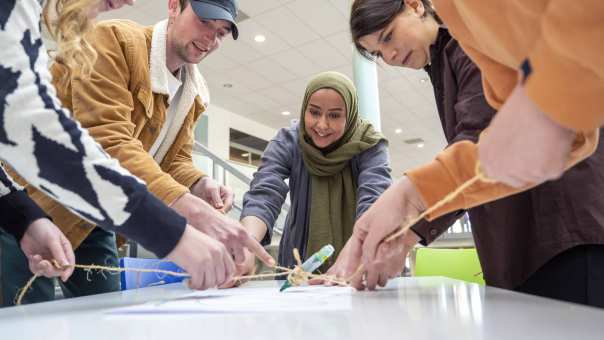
[48,237,69,268]
[60,236,75,282]
[361,228,384,267]
[210,187,224,209]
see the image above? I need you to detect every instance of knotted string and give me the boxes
[15,249,349,306]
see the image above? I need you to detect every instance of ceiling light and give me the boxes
[254,35,266,43]
[395,128,403,134]
[281,111,291,116]
[404,137,424,145]
[417,143,425,148]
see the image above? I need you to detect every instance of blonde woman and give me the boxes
[0,0,264,305]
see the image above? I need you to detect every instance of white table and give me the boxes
[1,277,602,340]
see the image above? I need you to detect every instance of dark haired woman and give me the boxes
[332,0,604,308]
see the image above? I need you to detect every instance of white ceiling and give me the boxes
[100,0,447,176]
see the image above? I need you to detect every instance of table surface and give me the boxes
[1,277,602,340]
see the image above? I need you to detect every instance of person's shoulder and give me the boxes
[358,139,388,159]
[264,123,299,159]
[444,33,477,72]
[95,19,147,33]
[273,121,300,143]
[92,19,150,45]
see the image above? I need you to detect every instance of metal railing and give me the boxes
[192,141,289,235]
[194,142,253,186]
[193,141,250,214]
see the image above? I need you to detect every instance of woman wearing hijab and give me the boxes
[236,72,391,278]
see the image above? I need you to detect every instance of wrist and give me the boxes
[165,224,193,262]
[405,229,421,246]
[27,217,49,228]
[240,216,268,242]
[172,193,212,221]
[190,175,209,195]
[198,175,211,187]
[20,217,52,248]
[399,176,427,212]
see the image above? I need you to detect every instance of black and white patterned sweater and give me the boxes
[0,0,186,257]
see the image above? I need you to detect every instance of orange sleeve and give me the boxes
[525,1,604,131]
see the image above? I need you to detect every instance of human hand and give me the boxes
[354,176,425,268]
[219,249,256,289]
[352,231,419,291]
[20,218,75,282]
[166,225,236,290]
[171,194,275,267]
[191,176,235,212]
[308,235,363,288]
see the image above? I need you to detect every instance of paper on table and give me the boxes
[110,285,354,314]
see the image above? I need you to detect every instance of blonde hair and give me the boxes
[42,0,99,80]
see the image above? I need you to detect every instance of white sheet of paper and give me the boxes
[110,285,354,314]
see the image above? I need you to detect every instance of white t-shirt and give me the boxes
[149,68,184,157]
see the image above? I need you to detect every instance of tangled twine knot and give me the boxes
[242,248,347,287]
[285,266,310,286]
[284,248,312,286]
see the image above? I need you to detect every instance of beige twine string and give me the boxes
[16,164,494,306]
[15,249,350,306]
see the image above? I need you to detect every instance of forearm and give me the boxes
[240,216,268,242]
[0,190,47,242]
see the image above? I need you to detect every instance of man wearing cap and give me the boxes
[4,0,258,301]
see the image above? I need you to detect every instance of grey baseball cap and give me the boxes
[190,0,239,40]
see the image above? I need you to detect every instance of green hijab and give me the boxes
[298,71,385,263]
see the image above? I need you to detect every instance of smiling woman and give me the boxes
[237,71,392,281]
[303,88,347,149]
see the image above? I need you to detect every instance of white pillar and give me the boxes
[352,48,381,131]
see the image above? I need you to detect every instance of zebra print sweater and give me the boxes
[0,0,186,257]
